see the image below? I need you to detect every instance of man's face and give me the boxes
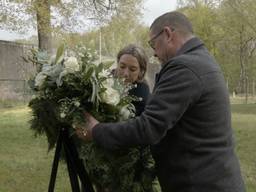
[148,29,169,63]
[149,27,176,64]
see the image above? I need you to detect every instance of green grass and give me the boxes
[0,106,71,192]
[0,99,30,109]
[231,104,256,192]
[0,104,255,191]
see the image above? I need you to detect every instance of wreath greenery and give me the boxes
[26,45,158,191]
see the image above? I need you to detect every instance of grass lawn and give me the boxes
[0,106,71,192]
[231,104,256,192]
[0,103,255,191]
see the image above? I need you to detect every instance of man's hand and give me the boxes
[75,112,99,142]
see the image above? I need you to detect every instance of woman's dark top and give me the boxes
[129,82,150,116]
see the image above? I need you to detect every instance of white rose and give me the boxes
[60,112,66,118]
[64,57,79,73]
[102,78,114,88]
[74,101,80,107]
[119,105,131,120]
[31,95,37,99]
[101,87,120,105]
[34,72,47,88]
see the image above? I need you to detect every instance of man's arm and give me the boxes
[86,63,202,150]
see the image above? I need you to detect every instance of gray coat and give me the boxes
[92,37,245,192]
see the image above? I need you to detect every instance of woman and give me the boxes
[115,44,150,116]
[107,44,156,191]
[78,44,156,192]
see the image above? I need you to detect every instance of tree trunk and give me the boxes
[245,76,248,104]
[36,0,52,53]
[252,79,255,97]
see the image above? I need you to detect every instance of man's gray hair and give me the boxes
[150,11,194,36]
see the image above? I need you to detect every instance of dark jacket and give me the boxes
[93,37,245,192]
[129,82,150,116]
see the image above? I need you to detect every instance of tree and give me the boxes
[0,0,144,53]
[219,0,256,101]
[177,0,256,101]
[53,0,146,57]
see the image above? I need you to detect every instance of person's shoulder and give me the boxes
[166,51,220,77]
[136,81,149,91]
[131,81,150,99]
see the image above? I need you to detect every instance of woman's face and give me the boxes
[116,54,141,83]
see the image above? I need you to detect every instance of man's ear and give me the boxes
[164,26,174,42]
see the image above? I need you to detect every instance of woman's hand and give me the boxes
[75,112,99,142]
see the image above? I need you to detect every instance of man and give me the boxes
[77,11,245,192]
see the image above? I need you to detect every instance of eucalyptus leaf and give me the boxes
[55,44,65,64]
[103,60,115,70]
[90,78,97,103]
[96,62,104,74]
[37,51,49,67]
[83,66,94,81]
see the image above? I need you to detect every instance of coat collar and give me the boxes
[176,37,204,56]
[160,37,204,69]
[155,37,204,84]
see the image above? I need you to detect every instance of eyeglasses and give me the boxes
[148,29,164,49]
[148,27,175,49]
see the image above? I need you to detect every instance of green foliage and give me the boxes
[178,0,256,95]
[55,44,65,64]
[26,45,134,149]
[25,45,157,191]
[29,98,60,150]
[80,144,157,191]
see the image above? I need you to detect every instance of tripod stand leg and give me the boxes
[48,127,95,192]
[64,137,95,192]
[48,129,63,192]
[64,143,81,192]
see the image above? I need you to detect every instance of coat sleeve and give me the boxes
[92,63,202,150]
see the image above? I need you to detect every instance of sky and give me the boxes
[142,0,177,26]
[0,0,177,41]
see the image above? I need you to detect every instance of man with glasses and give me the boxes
[76,11,245,192]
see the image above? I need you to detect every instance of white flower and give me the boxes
[74,101,80,107]
[102,78,114,88]
[31,95,37,99]
[100,77,120,105]
[119,105,131,120]
[34,72,47,88]
[101,87,120,105]
[64,57,80,73]
[60,112,66,118]
[99,69,110,78]
[78,53,84,57]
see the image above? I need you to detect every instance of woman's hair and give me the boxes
[117,44,148,81]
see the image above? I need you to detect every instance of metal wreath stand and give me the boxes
[48,127,95,192]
